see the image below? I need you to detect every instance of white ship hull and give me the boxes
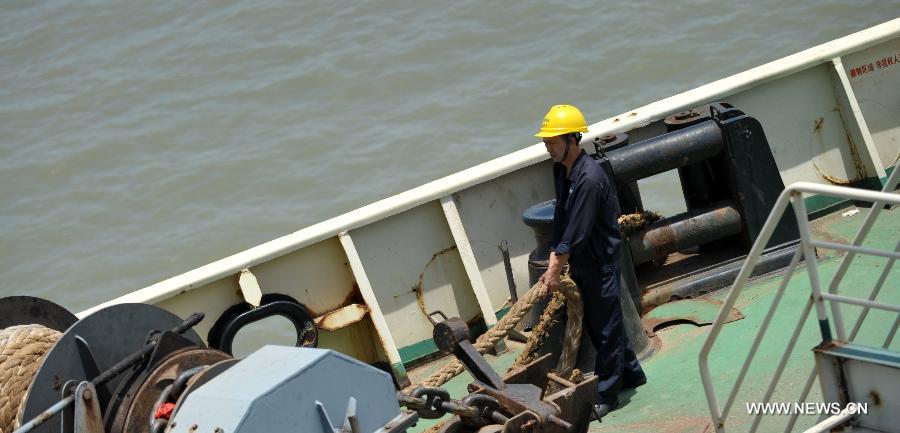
[80,18,900,383]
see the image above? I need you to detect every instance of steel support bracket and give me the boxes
[73,382,104,433]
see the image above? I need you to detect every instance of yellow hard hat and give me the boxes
[534,104,589,138]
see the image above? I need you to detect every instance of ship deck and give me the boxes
[407,204,900,433]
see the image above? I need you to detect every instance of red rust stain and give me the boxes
[813,117,824,133]
[812,161,852,185]
[814,339,844,351]
[870,390,881,406]
[406,246,458,316]
[646,225,677,259]
[343,283,364,305]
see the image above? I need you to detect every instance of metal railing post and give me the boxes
[790,191,837,341]
[700,168,900,432]
[699,188,793,432]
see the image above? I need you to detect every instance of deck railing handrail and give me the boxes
[699,164,900,433]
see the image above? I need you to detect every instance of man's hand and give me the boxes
[537,251,568,298]
[537,268,561,298]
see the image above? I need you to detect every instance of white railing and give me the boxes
[698,163,900,433]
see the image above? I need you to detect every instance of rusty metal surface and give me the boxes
[22,305,204,433]
[642,306,744,338]
[544,374,597,433]
[171,358,240,415]
[408,245,459,317]
[499,411,539,433]
[503,353,554,390]
[436,318,595,432]
[434,318,505,390]
[470,382,569,431]
[433,318,470,353]
[629,202,742,265]
[313,303,369,331]
[110,347,230,433]
[404,318,596,432]
[74,382,103,433]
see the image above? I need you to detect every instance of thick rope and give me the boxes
[551,277,582,380]
[512,290,567,369]
[419,277,584,433]
[510,276,582,372]
[0,325,61,433]
[411,276,583,391]
[410,280,545,390]
[508,276,582,395]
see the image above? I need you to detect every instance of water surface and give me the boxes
[1,1,897,311]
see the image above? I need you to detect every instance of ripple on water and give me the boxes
[0,0,896,310]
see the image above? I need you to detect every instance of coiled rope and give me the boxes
[0,325,61,433]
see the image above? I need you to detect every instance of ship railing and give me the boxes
[698,162,900,433]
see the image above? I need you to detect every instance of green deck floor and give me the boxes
[407,206,899,433]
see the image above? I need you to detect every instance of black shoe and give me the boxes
[590,400,619,421]
[623,374,647,389]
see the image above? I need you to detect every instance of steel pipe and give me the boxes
[628,202,742,265]
[606,120,723,184]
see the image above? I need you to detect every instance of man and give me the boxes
[534,104,646,420]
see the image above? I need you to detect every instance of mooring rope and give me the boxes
[410,280,543,390]
[510,276,582,374]
[547,277,582,384]
[417,276,584,433]
[0,325,61,433]
[410,276,583,391]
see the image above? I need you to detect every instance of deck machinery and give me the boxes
[2,297,417,433]
[522,103,800,358]
[3,296,599,433]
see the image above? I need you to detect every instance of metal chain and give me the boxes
[397,387,508,426]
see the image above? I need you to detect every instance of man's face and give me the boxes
[543,135,568,162]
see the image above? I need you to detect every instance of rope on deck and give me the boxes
[416,277,584,433]
[409,276,583,391]
[511,276,582,376]
[0,325,61,433]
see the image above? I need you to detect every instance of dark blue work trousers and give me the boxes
[572,269,644,404]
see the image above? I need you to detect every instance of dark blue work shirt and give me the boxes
[549,151,622,276]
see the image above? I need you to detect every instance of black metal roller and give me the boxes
[432,318,470,354]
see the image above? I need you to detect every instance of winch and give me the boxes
[1,296,417,433]
[3,296,597,433]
